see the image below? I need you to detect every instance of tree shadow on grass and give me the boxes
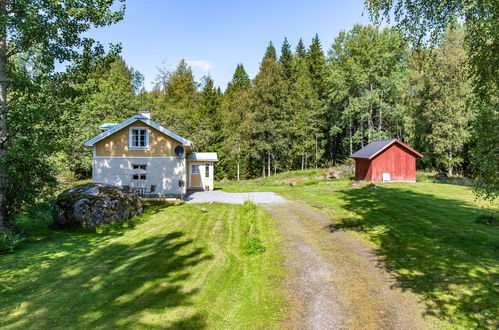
[0,229,212,329]
[332,186,498,328]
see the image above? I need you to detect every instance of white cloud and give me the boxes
[186,60,213,72]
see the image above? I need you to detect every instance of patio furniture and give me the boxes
[144,184,157,198]
[132,187,146,197]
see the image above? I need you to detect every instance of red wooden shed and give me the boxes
[350,139,423,182]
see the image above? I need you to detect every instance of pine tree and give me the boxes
[279,37,294,81]
[155,60,198,136]
[306,34,327,98]
[296,38,307,58]
[263,41,277,61]
[226,64,250,95]
[220,64,252,180]
[192,75,222,151]
[287,54,322,169]
[251,50,289,177]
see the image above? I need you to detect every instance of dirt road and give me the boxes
[263,202,435,330]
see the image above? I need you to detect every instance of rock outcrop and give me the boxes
[52,183,143,228]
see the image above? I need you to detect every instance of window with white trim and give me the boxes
[191,164,200,174]
[130,127,149,149]
[205,163,210,178]
[132,164,146,180]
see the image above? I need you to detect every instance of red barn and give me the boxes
[350,139,423,182]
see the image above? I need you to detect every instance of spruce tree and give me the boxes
[226,64,250,94]
[279,37,294,81]
[296,38,307,58]
[193,75,222,151]
[264,41,277,61]
[252,50,289,176]
[155,60,198,137]
[220,64,252,180]
[306,34,327,98]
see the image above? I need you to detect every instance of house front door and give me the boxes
[190,163,202,188]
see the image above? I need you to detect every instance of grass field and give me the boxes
[220,170,499,329]
[0,201,286,329]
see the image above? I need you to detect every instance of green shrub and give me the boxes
[0,229,24,254]
[302,180,319,186]
[239,201,265,255]
[243,236,266,255]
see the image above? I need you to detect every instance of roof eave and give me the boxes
[84,115,192,147]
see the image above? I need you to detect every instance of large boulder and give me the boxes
[52,183,143,228]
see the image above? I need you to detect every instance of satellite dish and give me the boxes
[175,145,184,157]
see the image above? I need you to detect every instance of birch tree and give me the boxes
[0,0,125,229]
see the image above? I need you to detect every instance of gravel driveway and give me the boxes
[185,190,287,204]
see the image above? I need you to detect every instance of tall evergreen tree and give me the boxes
[220,64,252,180]
[279,38,294,81]
[287,54,323,169]
[296,38,307,58]
[154,60,198,137]
[192,75,222,151]
[251,50,289,176]
[306,34,327,98]
[263,41,277,61]
[225,64,250,94]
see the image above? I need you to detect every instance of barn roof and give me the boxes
[350,138,423,159]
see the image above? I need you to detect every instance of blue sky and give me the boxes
[86,0,371,91]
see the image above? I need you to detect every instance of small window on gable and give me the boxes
[130,127,149,149]
[205,163,210,178]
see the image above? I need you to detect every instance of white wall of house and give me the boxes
[93,157,187,196]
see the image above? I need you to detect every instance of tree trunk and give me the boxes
[379,91,383,131]
[360,119,364,147]
[236,154,240,181]
[0,0,7,230]
[267,151,271,177]
[301,154,304,170]
[262,162,265,178]
[315,134,318,169]
[448,151,453,176]
[349,119,353,155]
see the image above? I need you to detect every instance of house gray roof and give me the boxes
[187,152,219,162]
[84,114,192,147]
[99,123,117,130]
[350,138,423,159]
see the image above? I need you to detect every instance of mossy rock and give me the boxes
[52,183,143,228]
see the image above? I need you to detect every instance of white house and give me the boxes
[84,110,218,197]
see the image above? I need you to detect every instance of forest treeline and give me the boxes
[65,24,475,183]
[2,22,489,222]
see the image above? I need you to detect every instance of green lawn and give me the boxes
[220,170,499,329]
[0,202,286,329]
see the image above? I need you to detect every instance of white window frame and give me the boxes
[191,164,200,174]
[132,164,147,180]
[129,127,149,150]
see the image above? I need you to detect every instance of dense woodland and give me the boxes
[0,0,497,229]
[65,25,475,182]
